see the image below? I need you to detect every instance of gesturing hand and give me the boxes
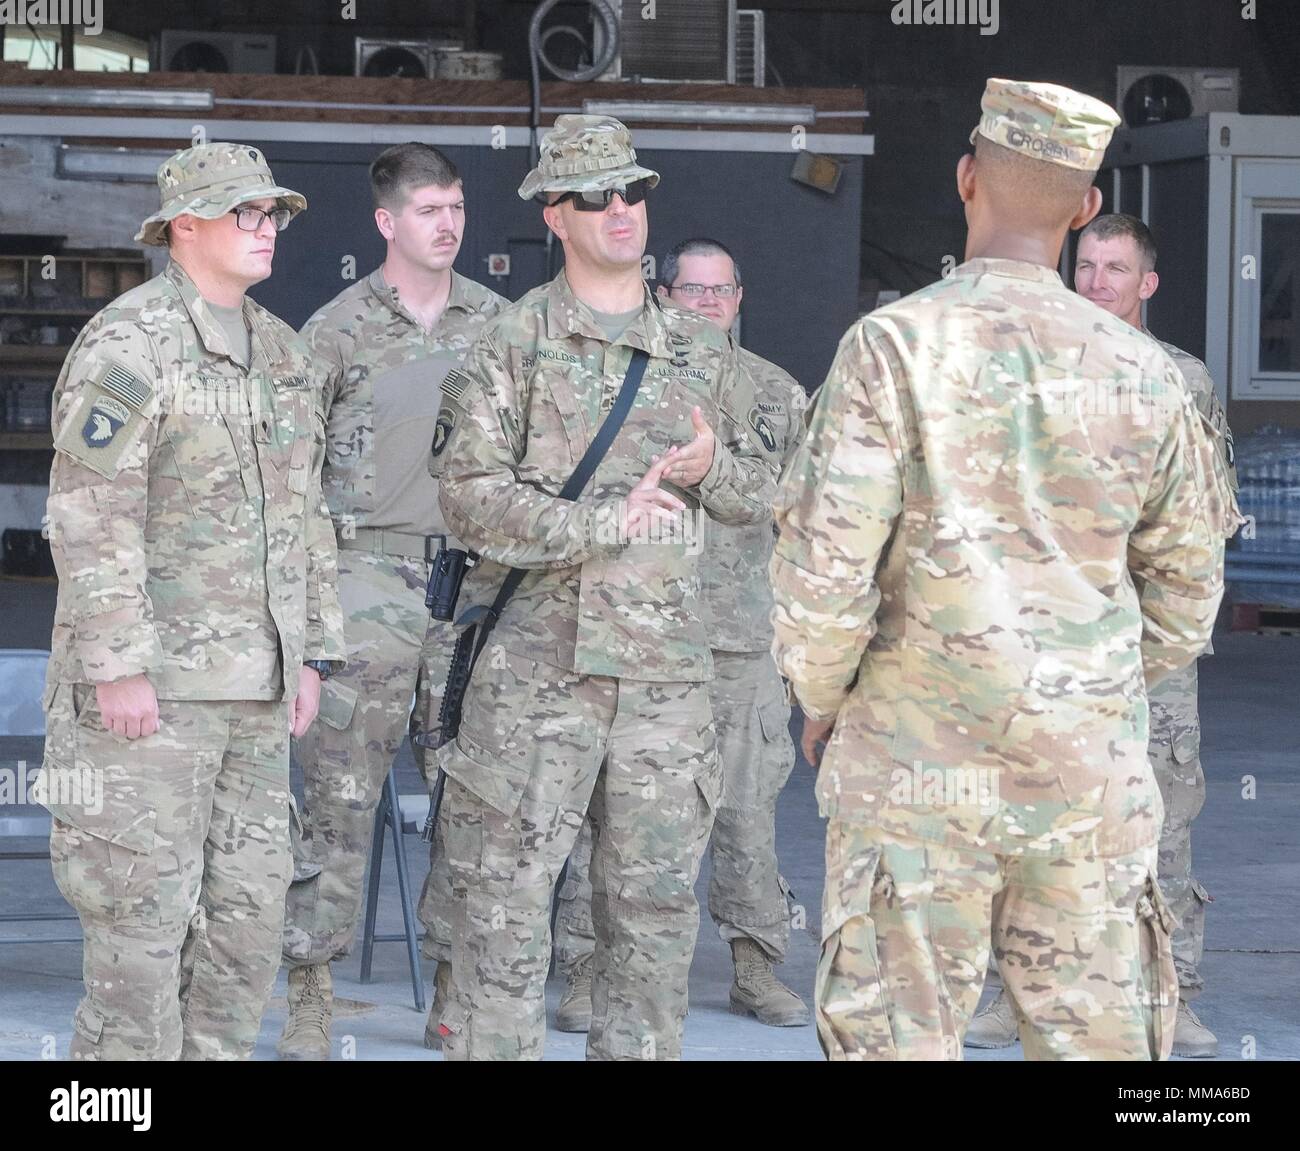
[660,407,716,488]
[625,453,687,538]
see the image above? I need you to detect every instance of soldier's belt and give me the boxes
[337,526,445,560]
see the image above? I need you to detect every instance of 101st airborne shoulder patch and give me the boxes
[431,410,457,458]
[748,405,780,454]
[55,361,155,480]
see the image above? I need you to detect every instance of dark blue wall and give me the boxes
[248,140,863,393]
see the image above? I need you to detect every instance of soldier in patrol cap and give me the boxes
[275,143,507,1060]
[35,142,346,1060]
[773,80,1231,1060]
[551,237,810,1032]
[969,213,1245,1058]
[428,115,779,1060]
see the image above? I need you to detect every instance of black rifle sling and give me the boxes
[425,346,652,828]
[466,346,651,667]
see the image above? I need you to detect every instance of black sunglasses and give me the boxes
[552,179,651,212]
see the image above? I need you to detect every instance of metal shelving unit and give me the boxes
[0,251,147,451]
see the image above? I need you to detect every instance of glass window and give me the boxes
[1259,212,1300,374]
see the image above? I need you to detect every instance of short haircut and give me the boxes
[973,135,1097,232]
[660,237,742,291]
[1079,212,1158,273]
[370,143,461,211]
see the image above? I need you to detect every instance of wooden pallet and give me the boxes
[1232,602,1300,634]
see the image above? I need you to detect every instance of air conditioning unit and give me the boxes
[1116,66,1240,128]
[158,31,277,74]
[735,9,765,88]
[354,38,439,79]
[596,0,737,84]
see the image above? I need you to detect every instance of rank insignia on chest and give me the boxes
[81,396,129,448]
[749,406,779,453]
[432,411,457,456]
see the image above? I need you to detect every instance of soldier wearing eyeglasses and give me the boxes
[427,116,780,1060]
[35,142,346,1060]
[552,238,811,1033]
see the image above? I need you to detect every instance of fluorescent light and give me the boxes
[57,146,173,182]
[0,87,211,110]
[583,99,815,126]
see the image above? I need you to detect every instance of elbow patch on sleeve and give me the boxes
[47,484,135,618]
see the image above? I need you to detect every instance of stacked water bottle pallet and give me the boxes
[1226,425,1300,623]
[1231,602,1300,635]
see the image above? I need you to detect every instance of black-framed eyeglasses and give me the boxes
[230,204,292,233]
[669,283,738,299]
[552,179,652,212]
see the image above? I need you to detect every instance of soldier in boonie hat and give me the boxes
[970,77,1121,172]
[136,141,307,246]
[518,114,660,201]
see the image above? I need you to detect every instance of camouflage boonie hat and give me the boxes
[970,78,1121,172]
[136,142,307,246]
[518,114,660,201]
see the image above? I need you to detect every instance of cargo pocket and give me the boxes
[316,679,359,732]
[36,686,162,932]
[1171,723,1201,766]
[285,406,314,496]
[816,835,897,1060]
[435,998,470,1058]
[46,804,160,933]
[449,651,540,815]
[287,792,321,884]
[1137,876,1179,1061]
[757,691,796,795]
[71,1000,105,1052]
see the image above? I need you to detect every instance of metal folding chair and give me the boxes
[358,769,428,1012]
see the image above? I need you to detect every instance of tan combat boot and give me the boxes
[277,962,332,1060]
[1172,1001,1218,1058]
[964,987,1020,1048]
[423,961,452,1051]
[728,938,810,1027]
[555,954,593,1033]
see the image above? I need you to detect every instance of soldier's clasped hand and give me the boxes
[625,453,687,537]
[660,406,717,487]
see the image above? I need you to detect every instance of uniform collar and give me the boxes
[368,266,476,327]
[950,257,1064,286]
[164,259,262,366]
[544,269,674,358]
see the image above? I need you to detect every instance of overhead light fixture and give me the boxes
[57,146,174,183]
[583,99,815,126]
[0,86,213,110]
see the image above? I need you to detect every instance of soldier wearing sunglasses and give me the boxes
[427,116,780,1060]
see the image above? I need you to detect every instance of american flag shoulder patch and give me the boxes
[441,368,469,403]
[96,362,153,410]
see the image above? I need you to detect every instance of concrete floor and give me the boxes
[1,574,1297,1061]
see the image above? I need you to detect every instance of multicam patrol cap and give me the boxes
[970,78,1121,171]
[517,114,660,201]
[135,142,307,246]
